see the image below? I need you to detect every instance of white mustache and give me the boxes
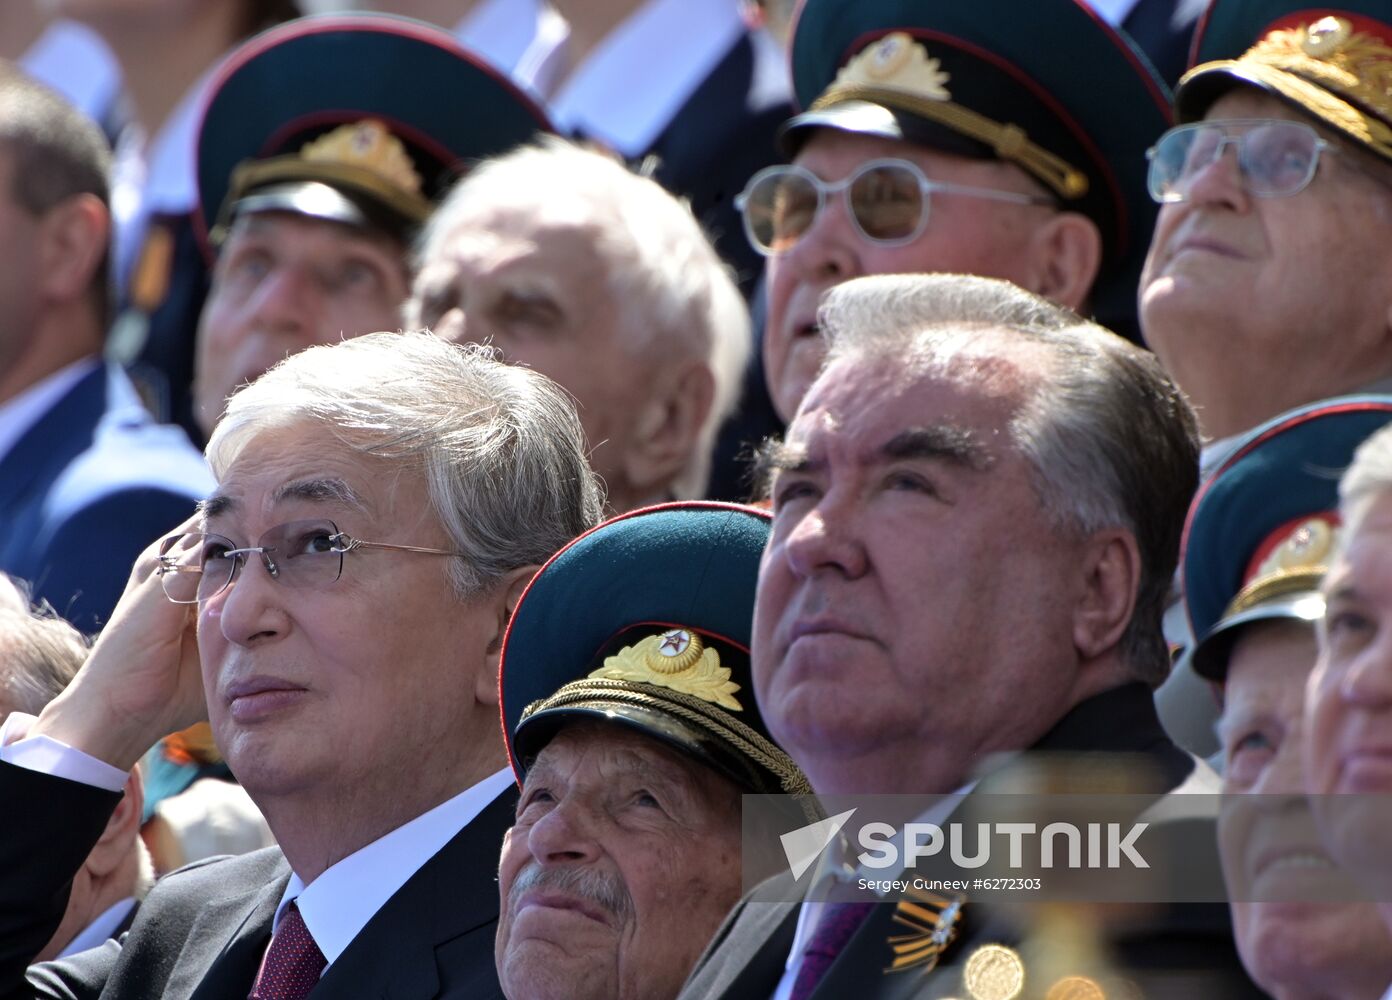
[508,863,633,922]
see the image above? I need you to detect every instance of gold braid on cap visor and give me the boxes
[1223,517,1338,618]
[1189,16,1392,159]
[813,84,1090,200]
[808,33,1088,200]
[522,679,813,796]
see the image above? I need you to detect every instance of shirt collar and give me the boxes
[1083,0,1142,26]
[274,767,514,965]
[0,358,101,466]
[546,0,747,156]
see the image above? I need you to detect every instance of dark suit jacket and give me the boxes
[0,761,517,999]
[678,684,1264,1000]
[0,364,211,633]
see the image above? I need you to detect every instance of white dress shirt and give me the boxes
[273,767,514,966]
[2,711,515,972]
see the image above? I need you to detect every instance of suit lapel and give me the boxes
[712,900,799,1000]
[313,787,517,1000]
[178,869,289,1000]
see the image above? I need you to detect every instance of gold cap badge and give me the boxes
[810,32,1088,200]
[1226,516,1340,617]
[1302,15,1353,58]
[516,626,813,797]
[587,629,743,710]
[1229,15,1392,154]
[829,31,952,102]
[216,117,437,244]
[298,119,424,196]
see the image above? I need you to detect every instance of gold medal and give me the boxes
[962,944,1025,1000]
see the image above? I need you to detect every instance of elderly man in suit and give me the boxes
[0,67,211,634]
[0,331,602,998]
[680,274,1256,999]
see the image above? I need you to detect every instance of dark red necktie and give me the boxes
[249,901,326,1000]
[789,900,876,1000]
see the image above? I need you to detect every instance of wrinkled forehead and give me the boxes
[797,331,1047,436]
[435,200,607,262]
[202,421,400,529]
[1330,491,1392,585]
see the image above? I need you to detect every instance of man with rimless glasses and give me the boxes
[737,0,1171,423]
[1141,1,1392,467]
[0,332,602,997]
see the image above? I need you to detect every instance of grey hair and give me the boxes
[410,136,750,498]
[817,274,1200,686]
[0,573,88,716]
[1338,424,1392,546]
[206,331,604,594]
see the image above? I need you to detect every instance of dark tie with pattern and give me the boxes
[789,900,876,1000]
[248,901,326,1000]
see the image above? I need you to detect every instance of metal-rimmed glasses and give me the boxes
[156,519,465,604]
[735,157,1055,256]
[1146,119,1337,204]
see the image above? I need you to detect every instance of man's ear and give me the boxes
[84,768,144,878]
[1073,528,1140,661]
[1025,211,1102,312]
[37,193,109,304]
[477,564,541,707]
[622,360,715,498]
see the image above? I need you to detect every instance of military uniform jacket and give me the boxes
[0,762,516,999]
[677,684,1264,1000]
